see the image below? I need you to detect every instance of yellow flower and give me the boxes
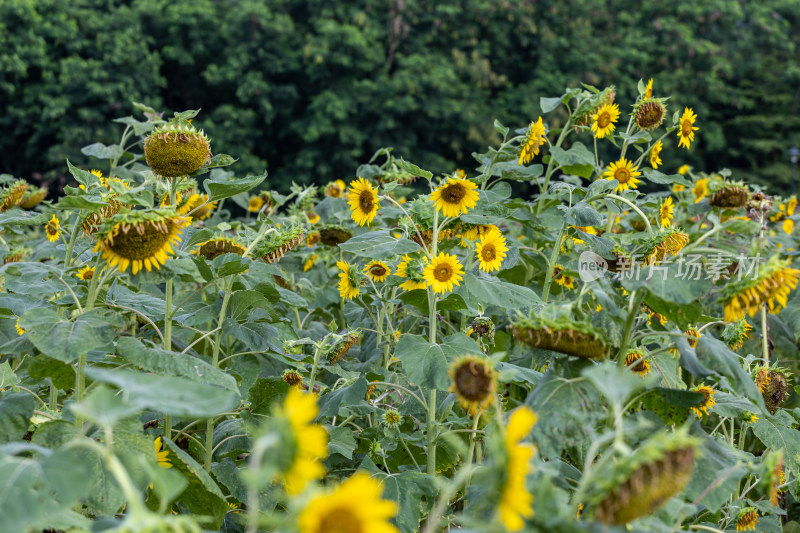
[591,103,621,139]
[154,437,172,468]
[650,140,663,169]
[553,265,575,290]
[448,356,497,416]
[394,255,427,291]
[736,509,758,531]
[430,177,479,218]
[76,266,95,280]
[498,407,537,531]
[722,257,800,322]
[672,183,686,193]
[303,254,318,272]
[326,179,346,198]
[689,385,717,418]
[336,260,361,300]
[518,117,548,165]
[423,253,464,294]
[677,164,690,175]
[15,318,25,335]
[307,211,320,224]
[476,226,508,272]
[659,197,674,227]
[347,177,380,226]
[602,158,642,192]
[625,348,651,377]
[306,232,320,247]
[364,261,391,282]
[280,387,328,495]
[248,196,264,212]
[644,78,653,99]
[298,472,399,533]
[677,107,699,149]
[89,169,104,178]
[783,218,794,235]
[45,214,60,243]
[692,178,709,203]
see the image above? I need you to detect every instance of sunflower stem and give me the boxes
[604,193,654,237]
[308,342,324,394]
[536,116,572,214]
[63,214,82,266]
[541,222,568,303]
[463,411,482,505]
[205,276,235,471]
[761,303,770,364]
[163,277,173,438]
[616,289,645,366]
[426,389,437,476]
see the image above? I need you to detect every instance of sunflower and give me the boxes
[282,369,303,388]
[430,177,479,218]
[591,103,621,139]
[306,231,321,247]
[15,318,25,335]
[678,165,690,175]
[689,384,717,418]
[280,387,328,495]
[602,158,642,192]
[650,140,663,169]
[248,195,264,212]
[76,266,95,281]
[0,180,28,213]
[518,117,548,165]
[381,409,402,429]
[337,260,362,300]
[672,183,686,193]
[424,253,464,294]
[447,355,497,416]
[326,179,346,198]
[154,437,172,468]
[625,347,651,377]
[755,366,771,394]
[677,107,699,149]
[303,254,318,272]
[44,214,60,243]
[735,508,758,532]
[182,193,217,220]
[364,261,391,282]
[94,209,190,275]
[553,265,576,290]
[347,177,380,226]
[641,227,690,265]
[19,187,47,209]
[722,319,751,351]
[498,407,537,531]
[476,226,508,272]
[144,122,211,177]
[394,254,427,291]
[257,227,305,264]
[644,78,653,99]
[692,178,709,203]
[635,100,667,131]
[89,169,104,179]
[307,211,320,224]
[298,472,399,533]
[721,256,800,322]
[659,197,674,227]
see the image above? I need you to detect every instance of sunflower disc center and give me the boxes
[455,362,492,401]
[443,183,466,203]
[434,264,452,282]
[359,190,374,212]
[615,169,630,183]
[597,113,611,128]
[481,245,496,261]
[107,221,173,260]
[317,507,363,533]
[370,265,387,277]
[681,122,692,136]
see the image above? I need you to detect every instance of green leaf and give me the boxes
[106,283,165,318]
[396,158,433,180]
[0,209,49,226]
[0,392,35,443]
[248,378,289,416]
[493,119,509,138]
[0,361,19,389]
[561,202,604,227]
[695,338,766,411]
[327,425,357,459]
[540,96,563,114]
[85,367,240,418]
[362,463,437,533]
[113,116,154,136]
[20,308,121,363]
[684,434,748,513]
[338,230,420,259]
[395,334,450,390]
[66,159,97,187]
[204,172,267,202]
[456,271,542,311]
[643,169,691,186]
[81,142,124,160]
[70,385,141,428]
[116,337,238,391]
[397,291,466,316]
[752,411,800,471]
[317,377,368,418]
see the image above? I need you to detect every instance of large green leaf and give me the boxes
[338,230,420,259]
[456,271,542,311]
[0,392,35,444]
[204,171,267,202]
[752,411,800,471]
[163,439,228,529]
[20,308,122,363]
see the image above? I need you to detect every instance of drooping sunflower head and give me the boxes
[755,366,791,414]
[347,177,380,226]
[677,107,699,149]
[363,260,391,282]
[602,158,642,192]
[319,224,352,246]
[760,450,784,506]
[634,99,667,131]
[512,313,611,359]
[518,116,548,165]
[44,214,60,243]
[471,316,496,344]
[277,387,328,495]
[625,347,651,377]
[306,210,320,224]
[326,330,362,364]
[659,196,674,227]
[255,226,305,264]
[710,185,750,209]
[448,355,497,416]
[76,265,95,281]
[0,179,28,213]
[144,122,211,178]
[721,319,751,351]
[3,247,26,265]
[476,226,508,273]
[282,368,304,388]
[193,236,246,261]
[154,436,172,469]
[430,177,480,218]
[394,253,428,291]
[423,252,465,294]
[590,427,700,525]
[325,179,346,198]
[336,260,363,300]
[248,195,264,213]
[591,102,621,139]
[721,255,800,322]
[303,254,318,272]
[735,508,758,532]
[19,186,47,209]
[93,208,191,274]
[306,231,321,247]
[689,384,717,418]
[692,178,709,204]
[640,227,690,265]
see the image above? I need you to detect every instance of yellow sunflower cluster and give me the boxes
[770,196,797,234]
[721,256,800,322]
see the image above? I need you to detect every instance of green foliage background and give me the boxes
[1,0,799,189]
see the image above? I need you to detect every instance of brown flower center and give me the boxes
[597,112,611,129]
[434,263,452,282]
[46,223,58,236]
[442,183,466,204]
[359,190,374,213]
[370,264,387,277]
[454,360,493,401]
[681,121,693,137]
[481,244,496,262]
[615,168,631,183]
[105,220,178,260]
[317,507,363,533]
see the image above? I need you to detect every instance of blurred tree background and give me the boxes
[1,0,799,192]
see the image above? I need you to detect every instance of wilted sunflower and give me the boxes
[319,224,352,246]
[498,407,538,531]
[512,315,610,359]
[193,237,246,261]
[602,158,642,192]
[298,472,399,533]
[735,508,758,532]
[430,177,479,218]
[326,330,362,364]
[476,226,508,272]
[721,256,800,322]
[306,211,320,224]
[710,185,750,209]
[756,366,790,414]
[721,319,751,351]
[650,140,663,169]
[0,180,28,213]
[94,209,190,274]
[689,384,717,418]
[659,197,674,227]
[154,437,172,469]
[448,355,497,415]
[282,369,303,388]
[347,177,380,226]
[4,248,25,265]
[394,254,427,291]
[336,260,362,300]
[424,252,464,293]
[144,122,211,177]
[591,103,621,139]
[306,231,320,247]
[364,261,391,282]
[625,347,651,377]
[677,107,699,149]
[641,227,690,265]
[19,186,47,209]
[248,195,264,213]
[256,227,305,264]
[325,179,346,198]
[634,99,667,130]
[279,387,328,495]
[44,214,60,243]
[518,117,548,165]
[76,266,95,281]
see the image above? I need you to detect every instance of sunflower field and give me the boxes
[2,81,800,533]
